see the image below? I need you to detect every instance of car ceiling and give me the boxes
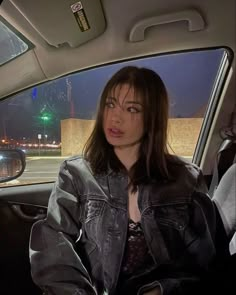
[0,0,235,100]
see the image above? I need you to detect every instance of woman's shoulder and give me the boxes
[167,155,208,194]
[168,155,202,178]
[64,154,87,164]
[60,155,93,176]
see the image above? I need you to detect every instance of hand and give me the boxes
[143,287,161,295]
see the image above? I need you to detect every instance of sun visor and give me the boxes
[9,0,106,47]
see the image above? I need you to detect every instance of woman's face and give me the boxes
[103,83,144,149]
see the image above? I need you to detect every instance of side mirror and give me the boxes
[0,149,26,183]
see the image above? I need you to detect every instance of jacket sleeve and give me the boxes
[29,160,97,295]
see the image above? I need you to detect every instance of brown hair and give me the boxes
[83,66,179,188]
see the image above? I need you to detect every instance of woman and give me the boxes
[29,66,229,295]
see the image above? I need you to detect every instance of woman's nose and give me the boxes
[111,107,122,123]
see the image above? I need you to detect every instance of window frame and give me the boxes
[0,46,233,187]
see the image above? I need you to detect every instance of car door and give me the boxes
[0,183,51,294]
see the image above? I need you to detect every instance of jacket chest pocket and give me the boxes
[156,204,189,230]
[154,204,194,258]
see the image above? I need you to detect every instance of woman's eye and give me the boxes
[127,106,140,113]
[105,102,115,108]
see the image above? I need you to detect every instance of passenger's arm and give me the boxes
[212,163,236,240]
[29,161,97,295]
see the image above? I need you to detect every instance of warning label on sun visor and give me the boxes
[71,1,90,32]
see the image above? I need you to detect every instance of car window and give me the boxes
[0,17,32,66]
[0,48,228,186]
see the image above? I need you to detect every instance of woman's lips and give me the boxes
[107,128,124,137]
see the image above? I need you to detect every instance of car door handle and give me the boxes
[11,204,47,222]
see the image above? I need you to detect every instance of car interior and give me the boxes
[0,0,235,294]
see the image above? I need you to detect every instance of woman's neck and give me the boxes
[114,143,140,171]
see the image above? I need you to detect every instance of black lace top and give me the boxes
[120,219,154,277]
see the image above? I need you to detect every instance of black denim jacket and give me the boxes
[29,156,227,295]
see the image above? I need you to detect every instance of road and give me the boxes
[16,157,68,184]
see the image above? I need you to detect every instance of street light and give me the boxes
[38,134,42,156]
[40,113,50,144]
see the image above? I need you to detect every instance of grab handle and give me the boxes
[129,9,205,42]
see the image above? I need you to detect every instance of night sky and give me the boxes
[0,48,224,141]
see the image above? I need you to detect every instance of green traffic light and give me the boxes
[41,115,49,121]
[40,112,51,122]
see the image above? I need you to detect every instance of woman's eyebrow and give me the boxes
[106,96,143,106]
[124,101,143,105]
[106,96,117,102]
